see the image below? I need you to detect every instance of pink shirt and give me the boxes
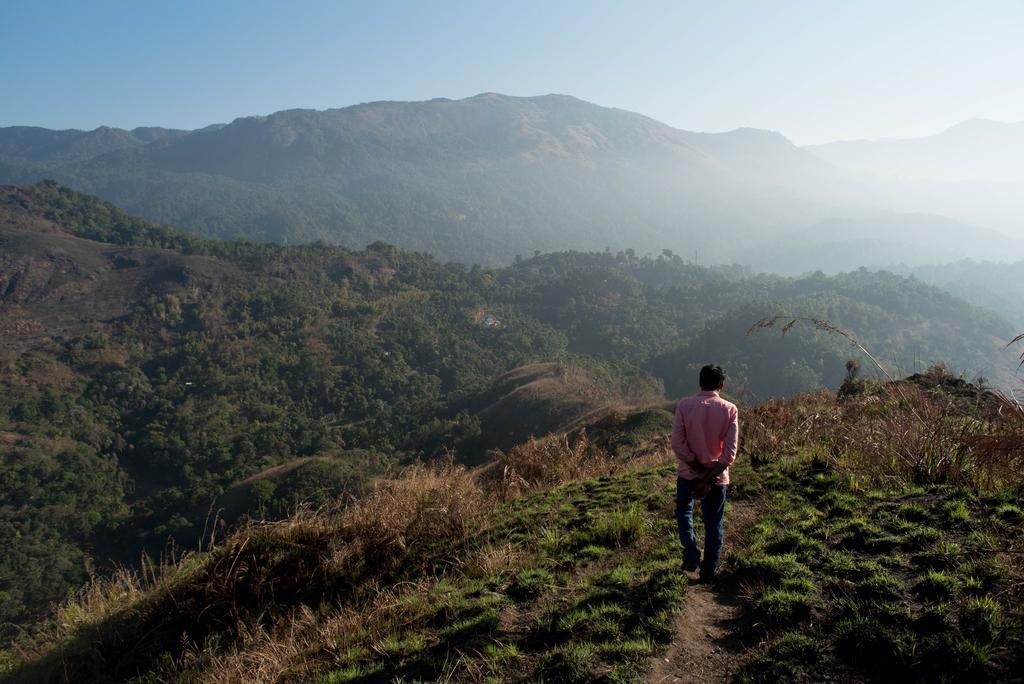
[671,390,739,485]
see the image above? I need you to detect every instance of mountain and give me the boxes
[0,94,861,265]
[805,119,1024,237]
[735,213,1022,276]
[6,95,1021,270]
[0,125,190,164]
[806,118,1024,183]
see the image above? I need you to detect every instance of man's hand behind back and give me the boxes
[692,462,728,499]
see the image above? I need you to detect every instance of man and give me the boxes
[671,364,739,583]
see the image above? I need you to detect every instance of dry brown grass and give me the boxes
[741,378,1023,490]
[486,431,614,500]
[747,317,1023,489]
[6,459,488,682]
[8,422,667,683]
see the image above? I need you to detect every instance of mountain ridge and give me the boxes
[4,94,1022,271]
[805,118,1024,182]
[0,94,851,265]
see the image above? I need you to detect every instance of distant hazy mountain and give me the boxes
[0,94,860,265]
[735,213,1023,276]
[2,95,1020,267]
[901,259,1024,328]
[805,119,1024,237]
[806,119,1024,183]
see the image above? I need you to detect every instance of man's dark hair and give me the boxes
[699,364,726,391]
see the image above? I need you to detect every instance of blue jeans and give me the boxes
[676,477,727,578]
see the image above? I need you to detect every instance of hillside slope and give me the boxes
[901,259,1024,328]
[735,213,1021,275]
[0,182,1017,635]
[5,380,1021,683]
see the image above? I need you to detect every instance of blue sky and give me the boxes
[2,0,1022,144]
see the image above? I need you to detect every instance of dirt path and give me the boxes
[647,580,750,683]
[646,502,759,683]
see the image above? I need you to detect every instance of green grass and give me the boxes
[943,499,972,522]
[898,502,931,522]
[754,587,815,622]
[724,462,1021,683]
[507,567,556,599]
[915,570,962,600]
[994,503,1024,524]
[31,437,1019,684]
[961,596,1002,643]
[309,465,687,682]
[912,540,962,569]
[306,458,1020,683]
[584,504,649,548]
[537,642,599,683]
[732,552,811,583]
[735,629,828,683]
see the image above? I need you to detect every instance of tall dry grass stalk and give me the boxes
[1009,332,1024,369]
[748,315,925,423]
[748,316,897,383]
[486,431,616,500]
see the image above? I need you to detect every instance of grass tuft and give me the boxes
[914,570,961,600]
[754,588,815,623]
[942,499,971,522]
[585,504,648,549]
[961,596,1002,643]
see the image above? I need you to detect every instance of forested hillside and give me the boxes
[903,259,1024,328]
[0,182,1017,633]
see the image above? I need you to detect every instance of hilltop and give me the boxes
[0,182,1018,639]
[4,372,1022,682]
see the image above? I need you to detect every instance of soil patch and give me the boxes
[646,501,759,683]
